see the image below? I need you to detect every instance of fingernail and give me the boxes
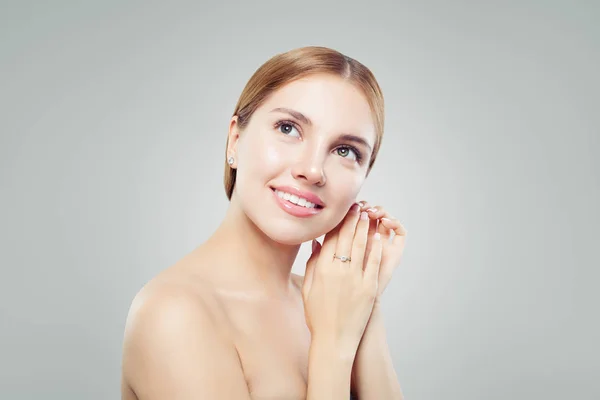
[351,203,360,212]
[374,232,381,240]
[312,239,318,252]
[367,208,378,213]
[360,211,368,220]
[357,201,366,208]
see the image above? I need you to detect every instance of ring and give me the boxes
[333,254,351,262]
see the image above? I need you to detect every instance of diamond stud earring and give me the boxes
[227,156,235,165]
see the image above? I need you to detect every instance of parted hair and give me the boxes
[224,46,385,200]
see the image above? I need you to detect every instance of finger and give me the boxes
[379,218,407,260]
[364,232,383,283]
[380,217,408,239]
[320,223,340,258]
[378,218,392,243]
[365,206,403,242]
[332,203,361,266]
[364,217,378,267]
[302,239,322,299]
[367,217,378,238]
[319,202,356,258]
[357,200,371,212]
[357,201,382,226]
[365,205,386,219]
[350,211,370,273]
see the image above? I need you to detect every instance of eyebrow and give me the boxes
[270,107,312,126]
[338,134,373,153]
[270,107,373,152]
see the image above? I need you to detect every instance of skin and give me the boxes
[120,73,407,399]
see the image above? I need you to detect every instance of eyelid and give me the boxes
[336,144,363,163]
[275,119,302,131]
[274,119,303,138]
[274,119,365,164]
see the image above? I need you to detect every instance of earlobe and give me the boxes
[227,116,241,166]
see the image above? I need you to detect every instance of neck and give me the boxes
[203,193,302,299]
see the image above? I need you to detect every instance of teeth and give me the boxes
[275,190,317,209]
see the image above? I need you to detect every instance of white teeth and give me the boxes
[274,190,318,209]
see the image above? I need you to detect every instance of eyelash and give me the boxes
[274,119,301,137]
[337,144,363,163]
[273,119,364,164]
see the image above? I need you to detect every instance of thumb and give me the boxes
[302,239,322,299]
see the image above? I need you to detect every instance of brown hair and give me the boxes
[224,46,385,200]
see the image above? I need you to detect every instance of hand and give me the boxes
[302,204,384,353]
[357,201,407,301]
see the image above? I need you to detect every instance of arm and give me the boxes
[351,302,404,400]
[306,335,357,400]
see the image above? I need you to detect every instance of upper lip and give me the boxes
[271,185,325,207]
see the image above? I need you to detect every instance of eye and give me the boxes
[275,120,301,138]
[335,146,362,163]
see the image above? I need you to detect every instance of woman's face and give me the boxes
[228,73,377,245]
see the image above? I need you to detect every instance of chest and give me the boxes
[225,297,311,399]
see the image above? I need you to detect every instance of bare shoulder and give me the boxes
[123,274,225,343]
[121,275,251,400]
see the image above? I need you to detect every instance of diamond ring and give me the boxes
[333,254,351,262]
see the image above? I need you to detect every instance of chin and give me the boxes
[256,219,321,246]
[245,207,332,246]
[236,185,339,245]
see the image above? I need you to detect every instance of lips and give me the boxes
[270,185,325,208]
[271,191,323,217]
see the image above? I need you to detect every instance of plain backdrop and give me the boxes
[1,1,598,399]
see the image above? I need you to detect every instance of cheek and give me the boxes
[325,163,364,199]
[239,132,288,181]
[323,167,364,219]
[264,142,284,169]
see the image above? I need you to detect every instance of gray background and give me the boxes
[1,1,598,399]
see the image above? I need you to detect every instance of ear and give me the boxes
[226,116,242,168]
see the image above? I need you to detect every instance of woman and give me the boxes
[121,46,407,399]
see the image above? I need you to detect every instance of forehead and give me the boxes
[258,73,376,141]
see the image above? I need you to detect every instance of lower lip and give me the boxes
[271,189,323,218]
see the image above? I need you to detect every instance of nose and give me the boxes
[291,148,326,186]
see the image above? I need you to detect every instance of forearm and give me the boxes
[306,336,356,400]
[351,304,404,400]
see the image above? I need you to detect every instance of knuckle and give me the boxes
[354,242,367,253]
[345,210,359,222]
[340,221,355,235]
[318,265,339,278]
[369,250,381,263]
[315,270,328,281]
[362,286,377,301]
[354,231,366,243]
[359,216,370,228]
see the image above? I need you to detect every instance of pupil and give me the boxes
[339,148,348,156]
[282,124,291,133]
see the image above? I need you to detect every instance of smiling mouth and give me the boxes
[270,187,324,209]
